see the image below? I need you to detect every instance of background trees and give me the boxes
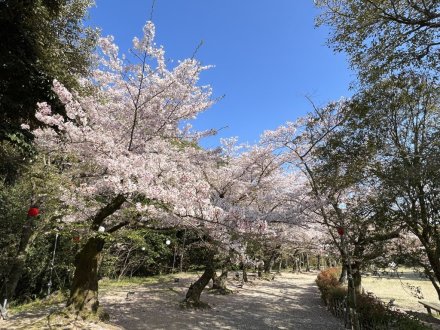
[350,74,440,298]
[314,0,440,301]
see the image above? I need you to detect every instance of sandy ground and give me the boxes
[100,272,344,330]
[0,272,344,330]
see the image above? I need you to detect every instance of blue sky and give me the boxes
[87,0,353,147]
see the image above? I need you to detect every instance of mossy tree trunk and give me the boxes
[67,236,104,313]
[66,194,126,314]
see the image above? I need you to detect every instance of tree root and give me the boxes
[207,287,234,295]
[179,299,211,309]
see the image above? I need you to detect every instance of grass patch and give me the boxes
[100,272,197,291]
[362,268,439,312]
[9,290,68,314]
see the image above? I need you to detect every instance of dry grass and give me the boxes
[361,268,438,313]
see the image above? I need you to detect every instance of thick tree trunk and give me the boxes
[66,194,125,315]
[184,263,215,307]
[67,236,105,313]
[1,217,36,304]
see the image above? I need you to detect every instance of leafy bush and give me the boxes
[315,267,341,301]
[315,269,430,329]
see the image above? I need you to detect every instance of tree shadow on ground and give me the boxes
[406,311,440,330]
[102,273,344,330]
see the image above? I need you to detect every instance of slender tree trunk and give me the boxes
[293,257,300,273]
[317,254,321,271]
[242,263,248,283]
[352,261,362,294]
[257,261,263,278]
[180,229,187,273]
[1,217,36,303]
[67,236,105,313]
[339,258,348,284]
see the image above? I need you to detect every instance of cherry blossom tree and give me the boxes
[30,21,217,314]
[180,136,312,305]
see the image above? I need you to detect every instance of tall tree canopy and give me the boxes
[315,0,440,83]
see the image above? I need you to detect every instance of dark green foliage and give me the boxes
[101,228,176,279]
[0,0,97,184]
[14,232,78,303]
[0,0,97,136]
[0,157,72,302]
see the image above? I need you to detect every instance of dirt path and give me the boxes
[1,272,344,329]
[101,272,344,330]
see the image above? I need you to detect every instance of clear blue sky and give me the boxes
[87,0,353,147]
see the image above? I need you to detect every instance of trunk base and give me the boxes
[209,270,232,295]
[183,263,214,308]
[180,300,211,309]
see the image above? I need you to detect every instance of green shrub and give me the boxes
[315,269,430,329]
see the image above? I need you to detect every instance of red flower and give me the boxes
[72,236,81,243]
[27,207,39,217]
[337,226,345,236]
